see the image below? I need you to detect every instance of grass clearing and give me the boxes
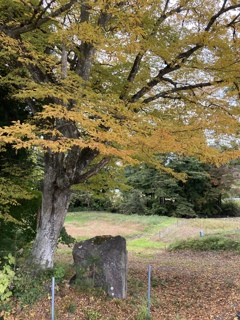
[64,212,240,253]
[127,238,165,251]
[65,211,176,228]
[64,211,177,253]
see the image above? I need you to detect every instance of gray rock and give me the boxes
[72,235,128,299]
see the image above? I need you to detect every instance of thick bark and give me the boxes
[31,187,70,268]
[31,148,110,268]
[31,152,71,268]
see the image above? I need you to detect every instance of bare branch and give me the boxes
[227,12,240,27]
[163,0,170,13]
[119,52,144,100]
[162,76,178,87]
[128,43,201,103]
[33,0,54,25]
[220,0,228,11]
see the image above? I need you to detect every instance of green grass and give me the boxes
[64,212,240,254]
[169,233,240,252]
[65,211,176,230]
[64,211,177,252]
[127,238,165,251]
[186,217,240,231]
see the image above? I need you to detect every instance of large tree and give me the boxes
[0,0,239,268]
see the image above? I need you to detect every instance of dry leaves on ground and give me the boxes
[5,250,240,320]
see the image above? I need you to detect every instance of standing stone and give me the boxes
[72,235,128,299]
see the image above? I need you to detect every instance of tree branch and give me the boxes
[120,5,184,101]
[227,13,240,27]
[205,4,240,31]
[129,43,203,103]
[163,0,170,13]
[77,157,111,183]
[127,3,240,104]
[142,80,223,104]
[220,0,228,11]
[7,0,78,38]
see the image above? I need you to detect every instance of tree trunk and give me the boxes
[31,189,70,268]
[31,148,110,268]
[31,152,71,268]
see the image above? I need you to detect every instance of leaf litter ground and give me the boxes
[5,216,240,320]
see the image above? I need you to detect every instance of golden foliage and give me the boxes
[0,0,239,166]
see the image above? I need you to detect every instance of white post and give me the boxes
[148,265,151,316]
[52,277,55,320]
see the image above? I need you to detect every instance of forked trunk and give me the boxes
[31,148,109,269]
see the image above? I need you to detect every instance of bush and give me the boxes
[0,191,42,258]
[119,190,148,215]
[12,263,67,306]
[69,190,114,212]
[169,235,240,252]
[221,201,240,217]
[0,254,15,304]
[58,227,76,247]
[174,201,197,218]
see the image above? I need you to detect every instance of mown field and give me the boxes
[6,212,240,320]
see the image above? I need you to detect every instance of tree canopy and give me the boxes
[0,0,239,164]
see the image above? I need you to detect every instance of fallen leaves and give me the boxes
[5,250,240,320]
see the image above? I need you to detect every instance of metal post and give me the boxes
[52,277,55,320]
[148,265,151,316]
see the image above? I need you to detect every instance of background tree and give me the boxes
[0,61,44,258]
[225,159,240,199]
[69,161,128,212]
[0,64,36,219]
[120,156,231,218]
[0,0,239,268]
